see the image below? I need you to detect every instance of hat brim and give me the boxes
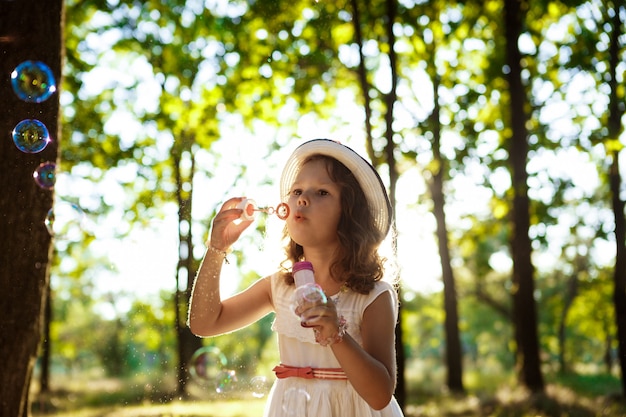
[280,139,392,240]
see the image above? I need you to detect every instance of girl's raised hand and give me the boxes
[209,197,255,251]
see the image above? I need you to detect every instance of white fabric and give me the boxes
[263,273,405,417]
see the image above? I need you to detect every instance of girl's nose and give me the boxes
[297,193,309,206]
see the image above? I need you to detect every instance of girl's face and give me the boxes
[285,158,342,249]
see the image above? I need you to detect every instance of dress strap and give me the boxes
[273,364,348,380]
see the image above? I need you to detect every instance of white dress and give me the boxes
[263,273,405,417]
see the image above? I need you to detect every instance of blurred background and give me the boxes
[1,0,625,416]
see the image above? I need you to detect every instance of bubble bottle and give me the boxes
[293,261,327,309]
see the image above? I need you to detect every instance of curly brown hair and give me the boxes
[279,154,386,294]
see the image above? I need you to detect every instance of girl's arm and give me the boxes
[333,291,397,410]
[302,290,397,410]
[187,249,273,337]
[187,197,274,337]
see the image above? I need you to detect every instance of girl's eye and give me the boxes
[318,190,329,196]
[291,189,302,196]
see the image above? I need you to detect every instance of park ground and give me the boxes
[30,370,626,417]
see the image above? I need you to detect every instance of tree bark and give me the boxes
[503,0,544,392]
[0,0,64,415]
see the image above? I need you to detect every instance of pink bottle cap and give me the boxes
[292,261,313,274]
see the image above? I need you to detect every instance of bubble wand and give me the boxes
[236,198,290,221]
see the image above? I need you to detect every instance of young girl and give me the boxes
[188,139,404,416]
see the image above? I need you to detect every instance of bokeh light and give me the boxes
[12,119,51,153]
[215,369,237,394]
[11,60,57,103]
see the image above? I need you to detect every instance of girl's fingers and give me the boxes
[300,305,336,327]
[210,197,254,249]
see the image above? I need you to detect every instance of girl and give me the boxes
[188,139,404,416]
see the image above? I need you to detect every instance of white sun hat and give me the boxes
[279,139,392,240]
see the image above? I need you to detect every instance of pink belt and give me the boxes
[273,364,348,380]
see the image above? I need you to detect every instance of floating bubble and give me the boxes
[215,369,237,394]
[189,346,228,383]
[11,60,57,103]
[296,283,327,304]
[250,376,270,398]
[33,161,56,189]
[45,200,85,241]
[282,387,311,415]
[12,119,51,153]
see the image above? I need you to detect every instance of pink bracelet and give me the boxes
[316,315,348,347]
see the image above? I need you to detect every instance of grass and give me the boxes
[31,372,626,417]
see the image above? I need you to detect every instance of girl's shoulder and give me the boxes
[341,280,399,319]
[367,280,399,315]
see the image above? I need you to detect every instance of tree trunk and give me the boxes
[349,0,376,164]
[0,0,64,415]
[39,281,52,393]
[503,0,544,392]
[609,153,626,398]
[382,0,407,408]
[430,75,464,393]
[557,273,578,374]
[174,141,202,396]
[606,2,626,397]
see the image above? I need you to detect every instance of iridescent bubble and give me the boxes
[12,119,51,153]
[11,60,57,103]
[250,376,270,398]
[45,200,85,241]
[215,369,237,394]
[189,346,228,383]
[296,283,327,304]
[33,161,56,190]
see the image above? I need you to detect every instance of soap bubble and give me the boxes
[189,346,228,383]
[250,376,270,398]
[11,60,57,103]
[12,119,51,153]
[282,387,311,415]
[45,200,85,241]
[33,161,56,189]
[295,283,327,304]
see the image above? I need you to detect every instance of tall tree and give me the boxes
[504,0,544,392]
[606,0,626,397]
[0,0,64,415]
[382,0,407,405]
[429,73,464,393]
[394,0,472,393]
